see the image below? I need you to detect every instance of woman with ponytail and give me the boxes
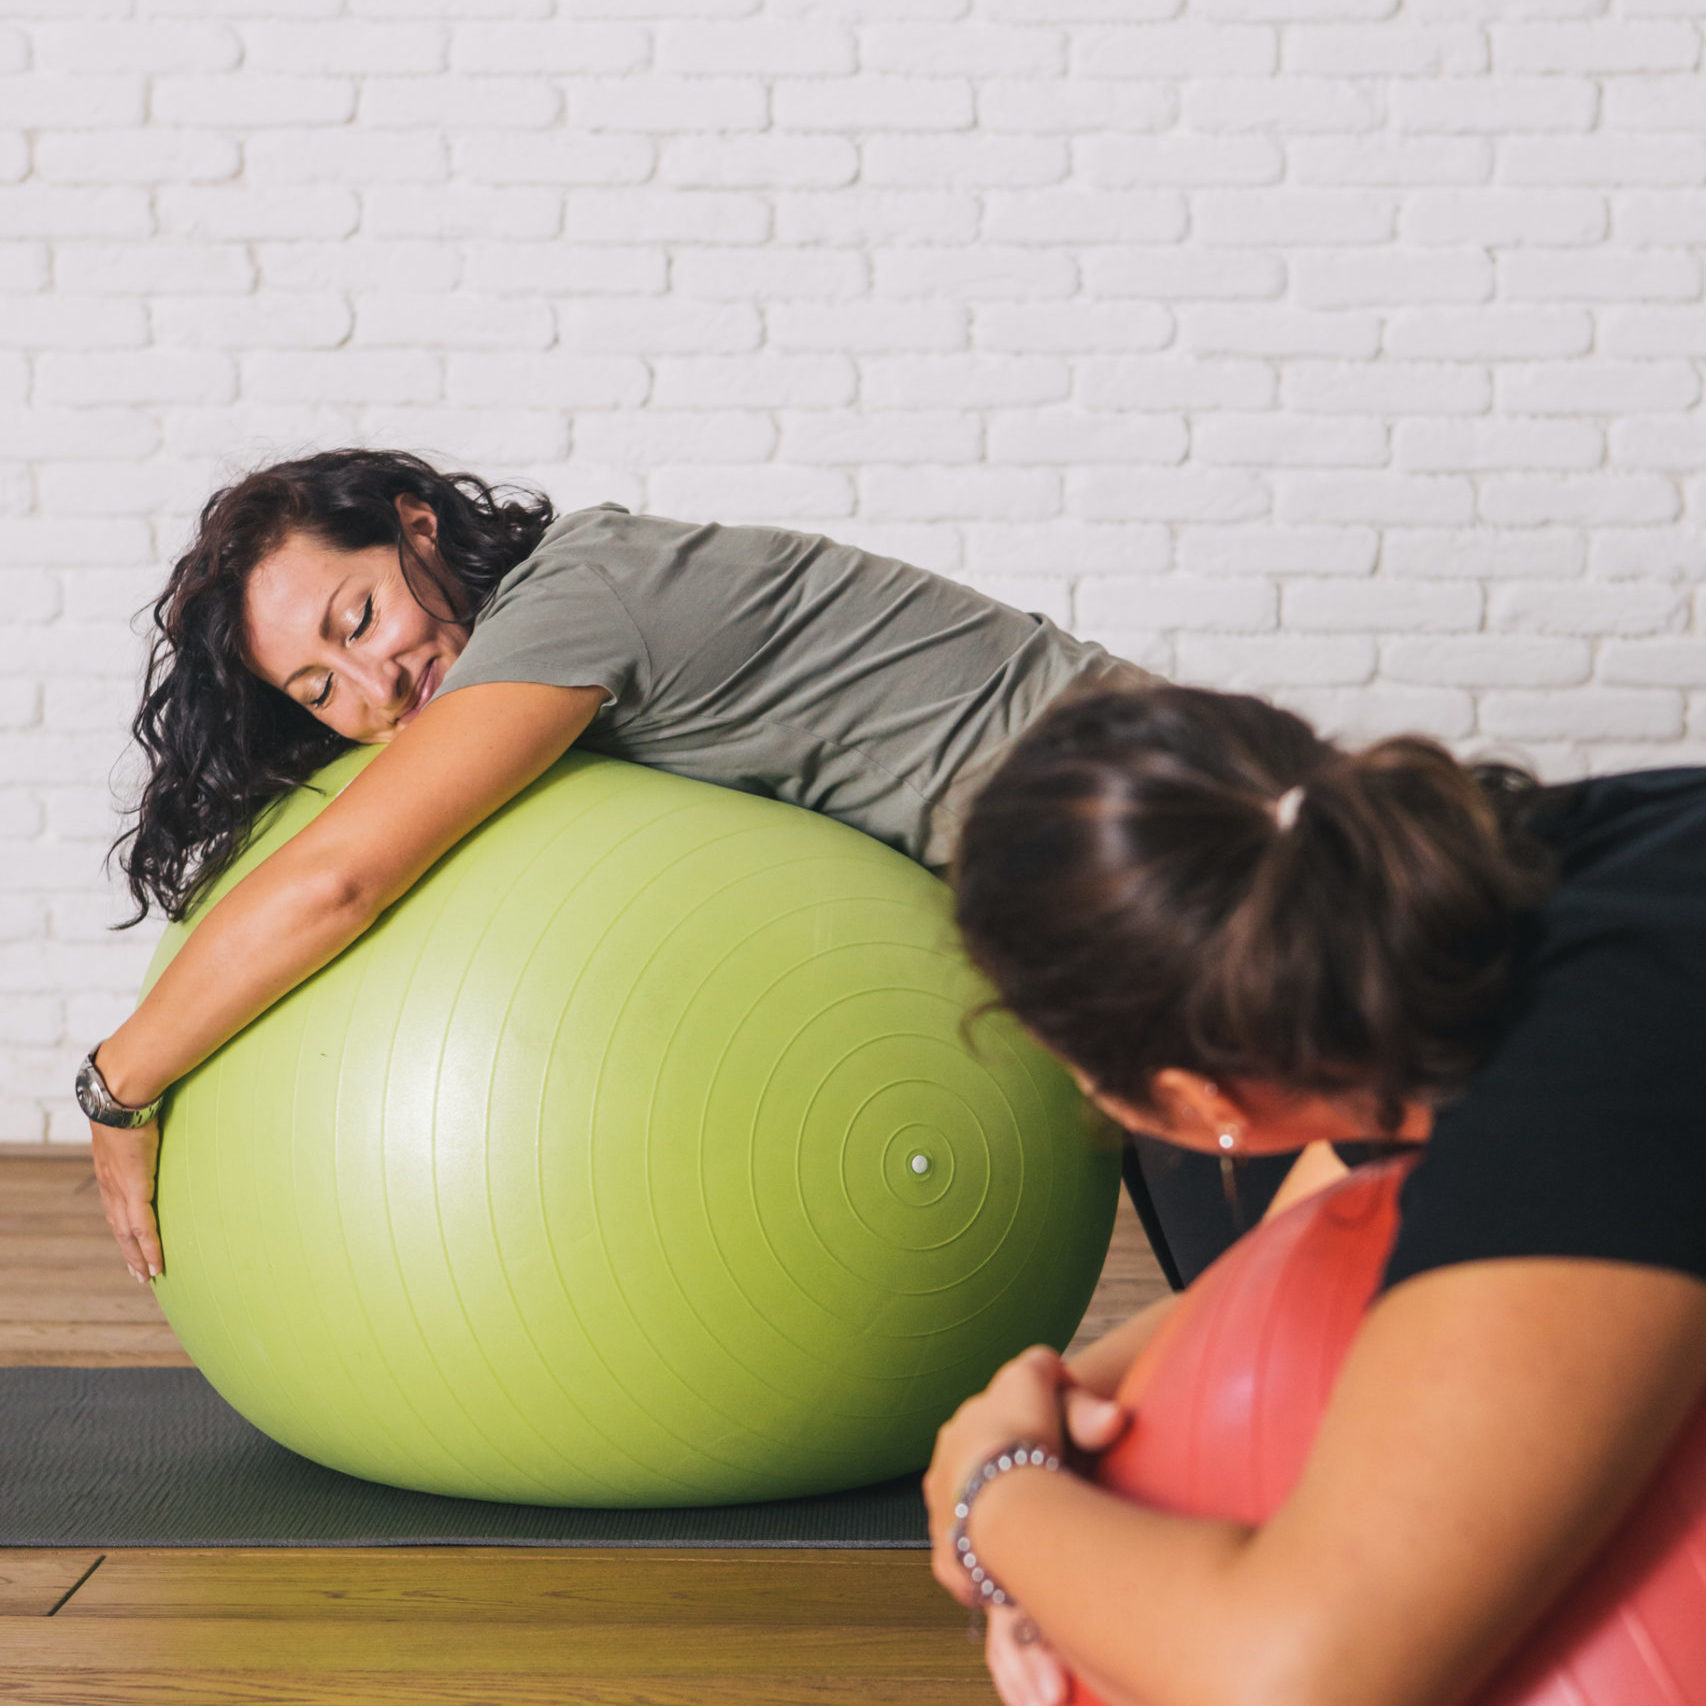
[926,684,1706,1706]
[85,449,1147,1282]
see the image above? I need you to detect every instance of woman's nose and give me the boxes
[344,645,406,716]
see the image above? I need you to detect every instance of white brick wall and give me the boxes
[2,0,1703,1139]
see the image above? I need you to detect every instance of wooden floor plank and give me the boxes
[0,1552,105,1617]
[1,1288,176,1324]
[0,1216,130,1243]
[0,1238,143,1265]
[58,1547,966,1626]
[0,1196,108,1223]
[0,1618,989,1677]
[0,1188,103,1213]
[0,1164,99,1200]
[0,1672,992,1705]
[0,1323,194,1366]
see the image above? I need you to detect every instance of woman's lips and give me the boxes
[396,658,440,727]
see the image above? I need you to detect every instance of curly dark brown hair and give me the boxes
[113,449,556,923]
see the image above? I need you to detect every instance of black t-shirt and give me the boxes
[1382,768,1706,1293]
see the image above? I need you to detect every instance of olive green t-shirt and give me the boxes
[437,505,1148,869]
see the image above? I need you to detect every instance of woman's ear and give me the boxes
[393,494,462,618]
[1149,1068,1245,1147]
[395,493,440,547]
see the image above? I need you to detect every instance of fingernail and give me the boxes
[147,1265,161,1280]
[129,1268,144,1284]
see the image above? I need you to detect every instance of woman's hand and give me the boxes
[986,1606,1071,1706]
[90,1118,163,1283]
[925,1345,1130,1608]
[926,1346,1070,1607]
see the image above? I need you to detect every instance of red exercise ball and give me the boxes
[1069,1159,1706,1706]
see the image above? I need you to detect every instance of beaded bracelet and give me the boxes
[950,1441,1062,1607]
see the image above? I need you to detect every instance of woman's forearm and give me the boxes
[94,848,380,1108]
[93,686,608,1111]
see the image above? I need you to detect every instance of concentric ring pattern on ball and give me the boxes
[144,747,1119,1507]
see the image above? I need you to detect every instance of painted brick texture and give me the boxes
[2,1,1704,1136]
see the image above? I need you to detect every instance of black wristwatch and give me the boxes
[74,1046,164,1129]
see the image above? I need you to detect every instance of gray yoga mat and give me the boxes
[0,1367,928,1549]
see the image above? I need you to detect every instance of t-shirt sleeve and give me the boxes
[436,550,651,712]
[1383,916,1706,1292]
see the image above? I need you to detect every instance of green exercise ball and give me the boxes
[144,748,1118,1507]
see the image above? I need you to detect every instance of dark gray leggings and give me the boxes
[1120,1136,1397,1289]
[1119,1136,1296,1290]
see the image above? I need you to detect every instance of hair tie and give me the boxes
[1273,785,1305,832]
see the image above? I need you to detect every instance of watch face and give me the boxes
[76,1053,142,1126]
[74,1055,107,1119]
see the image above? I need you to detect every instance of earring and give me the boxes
[1218,1128,1243,1225]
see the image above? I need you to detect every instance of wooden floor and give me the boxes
[0,1146,1166,1705]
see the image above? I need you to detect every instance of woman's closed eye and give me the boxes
[307,596,376,710]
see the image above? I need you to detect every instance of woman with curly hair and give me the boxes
[926,683,1706,1706]
[82,448,1151,1280]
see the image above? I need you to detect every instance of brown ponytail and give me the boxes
[953,685,1556,1131]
